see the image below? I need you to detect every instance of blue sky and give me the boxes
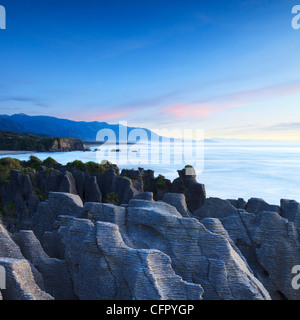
[0,0,300,140]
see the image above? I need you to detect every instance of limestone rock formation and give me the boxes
[0,258,53,300]
[1,164,299,301]
[58,216,203,300]
[126,199,270,300]
[32,192,84,241]
[132,191,154,201]
[245,198,280,214]
[171,167,206,212]
[121,169,144,192]
[0,221,53,300]
[25,192,270,300]
[95,168,139,205]
[194,197,300,300]
[50,138,88,152]
[281,199,300,233]
[194,197,238,220]
[227,198,247,210]
[13,230,76,300]
[162,193,191,217]
[0,170,39,231]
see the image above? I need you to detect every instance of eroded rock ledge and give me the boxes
[0,167,299,300]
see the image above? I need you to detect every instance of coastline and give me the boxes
[0,143,299,205]
[0,150,35,156]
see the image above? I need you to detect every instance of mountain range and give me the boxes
[0,114,156,143]
[1,114,297,145]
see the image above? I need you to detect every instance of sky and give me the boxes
[0,0,300,140]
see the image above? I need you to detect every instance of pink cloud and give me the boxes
[161,82,300,120]
[68,108,135,122]
[161,102,247,119]
[90,109,133,122]
[161,103,214,119]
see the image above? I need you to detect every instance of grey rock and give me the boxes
[281,199,300,232]
[49,170,77,195]
[0,258,53,300]
[126,201,270,300]
[194,197,239,220]
[97,168,139,205]
[84,175,102,203]
[140,169,155,193]
[250,211,300,300]
[197,204,300,300]
[41,231,65,260]
[83,202,126,226]
[171,167,206,212]
[227,198,247,210]
[0,221,45,291]
[0,222,24,259]
[201,217,251,269]
[58,216,202,300]
[32,192,84,241]
[246,198,280,214]
[128,199,182,217]
[162,193,191,217]
[121,169,144,192]
[69,170,102,203]
[0,170,40,231]
[69,169,85,200]
[133,192,154,201]
[13,230,76,300]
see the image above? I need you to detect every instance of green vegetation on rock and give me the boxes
[66,159,117,174]
[26,155,43,169]
[107,192,119,205]
[0,131,57,151]
[155,174,167,190]
[0,157,22,185]
[42,157,58,167]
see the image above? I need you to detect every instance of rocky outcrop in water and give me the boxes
[50,138,89,152]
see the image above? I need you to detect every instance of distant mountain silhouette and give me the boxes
[0,114,156,142]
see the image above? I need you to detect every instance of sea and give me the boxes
[1,141,300,205]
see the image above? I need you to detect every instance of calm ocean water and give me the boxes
[1,142,300,205]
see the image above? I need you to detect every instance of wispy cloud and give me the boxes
[0,96,49,108]
[160,81,300,120]
[67,90,181,122]
[262,122,300,131]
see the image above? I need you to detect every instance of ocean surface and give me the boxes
[1,142,300,205]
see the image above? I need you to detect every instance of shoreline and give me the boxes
[0,150,35,155]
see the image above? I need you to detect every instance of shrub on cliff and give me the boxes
[0,157,22,185]
[66,160,118,174]
[42,157,59,167]
[155,174,167,190]
[84,161,106,174]
[26,155,43,169]
[66,160,86,171]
